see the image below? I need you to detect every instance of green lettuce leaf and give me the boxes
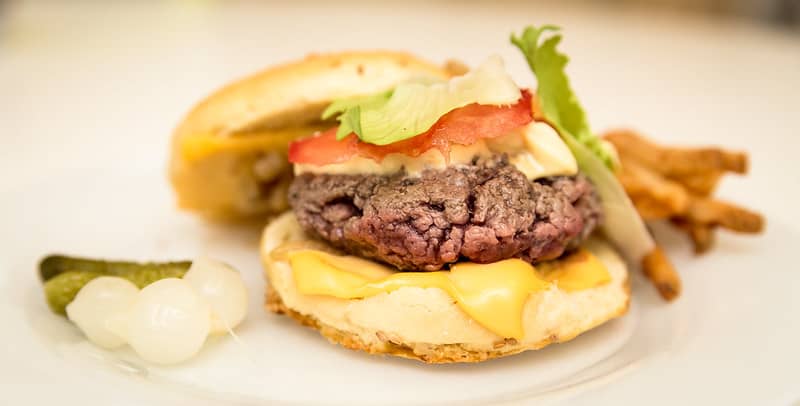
[511,25,655,263]
[322,90,392,140]
[320,55,521,145]
[511,25,616,168]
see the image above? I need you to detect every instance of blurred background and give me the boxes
[4,0,800,31]
[598,0,800,26]
[1,0,798,221]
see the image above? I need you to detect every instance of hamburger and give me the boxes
[170,26,656,363]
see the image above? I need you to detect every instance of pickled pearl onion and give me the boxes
[123,278,211,365]
[66,276,139,349]
[183,257,248,334]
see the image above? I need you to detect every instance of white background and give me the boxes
[1,2,799,405]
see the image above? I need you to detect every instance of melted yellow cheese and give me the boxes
[286,248,610,339]
[180,125,328,162]
[537,249,611,290]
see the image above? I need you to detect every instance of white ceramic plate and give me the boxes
[0,167,680,405]
[1,159,796,405]
[2,3,798,404]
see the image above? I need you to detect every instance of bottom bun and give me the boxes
[261,212,630,363]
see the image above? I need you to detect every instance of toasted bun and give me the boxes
[260,212,630,363]
[169,51,452,219]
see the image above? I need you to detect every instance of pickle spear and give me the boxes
[39,255,192,315]
[39,255,192,282]
[44,271,103,316]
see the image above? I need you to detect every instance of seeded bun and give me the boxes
[260,212,630,363]
[169,51,452,219]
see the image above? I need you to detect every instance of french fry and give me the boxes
[669,171,723,197]
[630,194,679,220]
[618,157,690,217]
[602,128,764,301]
[688,224,716,254]
[672,218,717,254]
[605,130,748,176]
[686,197,765,233]
[642,247,681,301]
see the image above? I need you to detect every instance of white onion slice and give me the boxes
[66,276,139,349]
[183,257,248,334]
[123,278,210,365]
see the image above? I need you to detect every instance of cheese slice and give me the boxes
[180,125,329,162]
[285,248,610,339]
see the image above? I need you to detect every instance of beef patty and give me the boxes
[289,155,602,271]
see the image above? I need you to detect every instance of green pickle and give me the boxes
[39,255,191,282]
[43,271,104,315]
[39,255,192,316]
[123,267,189,289]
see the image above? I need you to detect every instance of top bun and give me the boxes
[170,51,453,219]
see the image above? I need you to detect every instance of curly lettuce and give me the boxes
[512,25,654,263]
[511,25,617,168]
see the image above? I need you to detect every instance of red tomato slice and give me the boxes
[288,90,533,166]
[287,128,358,165]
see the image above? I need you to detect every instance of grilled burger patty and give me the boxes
[289,155,602,271]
